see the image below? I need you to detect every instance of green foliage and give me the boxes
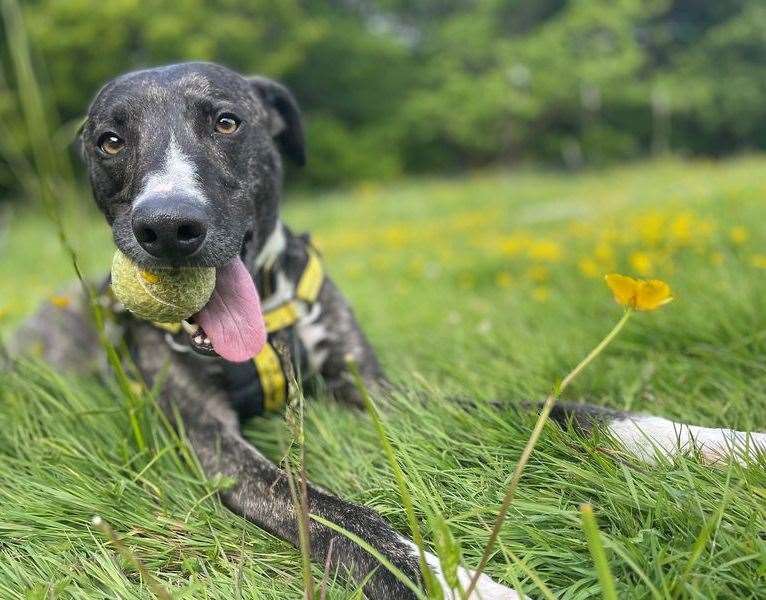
[3,0,766,195]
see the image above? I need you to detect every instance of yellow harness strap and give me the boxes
[253,342,287,412]
[255,247,324,411]
[262,247,324,334]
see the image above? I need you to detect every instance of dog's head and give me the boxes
[80,62,305,269]
[79,63,305,361]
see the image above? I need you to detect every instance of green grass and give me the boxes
[2,156,766,598]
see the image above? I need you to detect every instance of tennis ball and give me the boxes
[111,250,215,323]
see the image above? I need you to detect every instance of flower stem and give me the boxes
[465,309,633,597]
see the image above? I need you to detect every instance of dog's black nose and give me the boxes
[131,195,209,260]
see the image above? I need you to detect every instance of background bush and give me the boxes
[1,0,765,194]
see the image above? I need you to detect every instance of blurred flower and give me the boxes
[635,212,665,246]
[594,241,614,263]
[532,286,550,302]
[528,240,562,262]
[495,272,513,288]
[670,213,693,245]
[730,226,749,245]
[629,251,653,276]
[497,234,528,257]
[605,274,673,311]
[750,254,766,269]
[578,257,600,278]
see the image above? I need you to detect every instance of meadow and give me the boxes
[1,156,766,598]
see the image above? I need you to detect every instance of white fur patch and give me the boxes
[254,222,286,270]
[135,135,205,204]
[261,271,297,312]
[400,537,523,600]
[297,303,330,371]
[608,415,766,464]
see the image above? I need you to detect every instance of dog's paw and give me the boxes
[401,537,524,599]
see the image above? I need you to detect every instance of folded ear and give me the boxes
[248,76,306,167]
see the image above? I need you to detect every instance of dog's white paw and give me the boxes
[401,538,524,599]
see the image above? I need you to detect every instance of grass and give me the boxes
[1,156,766,598]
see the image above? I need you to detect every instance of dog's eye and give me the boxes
[97,132,125,156]
[215,113,240,134]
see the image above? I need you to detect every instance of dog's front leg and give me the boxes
[130,325,507,599]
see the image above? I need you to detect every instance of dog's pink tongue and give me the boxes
[195,257,266,362]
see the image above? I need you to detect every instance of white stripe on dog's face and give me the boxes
[134,135,206,205]
[609,415,766,464]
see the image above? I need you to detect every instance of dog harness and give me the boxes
[105,243,325,416]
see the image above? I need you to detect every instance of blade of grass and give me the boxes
[310,513,428,600]
[580,503,618,600]
[348,360,441,598]
[91,515,172,600]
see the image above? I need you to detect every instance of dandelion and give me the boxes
[605,273,673,311]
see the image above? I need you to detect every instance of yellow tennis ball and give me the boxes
[111,250,215,323]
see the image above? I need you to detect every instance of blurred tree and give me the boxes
[2,0,766,198]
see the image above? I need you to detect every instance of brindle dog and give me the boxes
[14,63,515,600]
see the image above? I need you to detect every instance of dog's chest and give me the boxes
[161,236,331,416]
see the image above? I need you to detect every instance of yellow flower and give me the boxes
[629,251,653,276]
[528,240,562,262]
[750,254,766,269]
[497,234,528,257]
[578,257,600,278]
[729,226,749,245]
[605,274,673,311]
[594,241,614,263]
[532,286,550,302]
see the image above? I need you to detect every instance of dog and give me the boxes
[13,62,766,599]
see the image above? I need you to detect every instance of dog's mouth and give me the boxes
[181,317,217,356]
[178,250,267,362]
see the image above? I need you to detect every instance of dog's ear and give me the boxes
[248,76,306,167]
[72,116,88,161]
